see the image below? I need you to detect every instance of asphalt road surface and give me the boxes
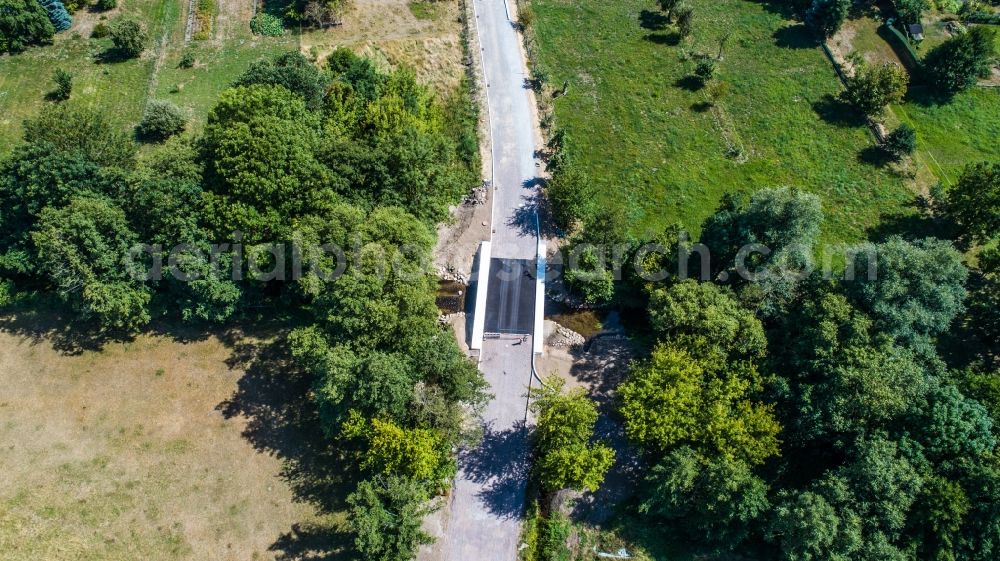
[485,258,537,334]
[432,0,542,560]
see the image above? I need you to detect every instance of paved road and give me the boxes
[433,0,543,560]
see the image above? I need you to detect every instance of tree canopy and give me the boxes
[530,377,615,493]
[924,26,997,94]
[0,0,54,54]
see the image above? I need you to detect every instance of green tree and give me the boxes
[841,61,909,117]
[767,489,862,561]
[883,123,917,160]
[529,376,615,493]
[311,214,438,352]
[848,236,968,353]
[894,0,928,24]
[657,0,680,21]
[137,100,186,142]
[31,195,151,330]
[22,104,136,168]
[619,343,780,465]
[0,144,107,275]
[700,187,823,303]
[910,476,969,561]
[109,17,146,59]
[564,245,615,306]
[232,51,331,111]
[50,68,72,101]
[841,434,924,535]
[201,84,340,242]
[128,143,242,323]
[910,383,995,463]
[947,162,1000,244]
[0,0,55,53]
[546,163,594,231]
[676,3,694,38]
[290,333,417,431]
[957,460,1000,561]
[640,446,770,549]
[344,414,454,483]
[924,26,997,94]
[783,291,930,439]
[347,475,434,561]
[647,280,767,361]
[806,0,849,38]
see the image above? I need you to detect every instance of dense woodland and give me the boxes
[3,0,1000,559]
[529,1,1000,560]
[0,49,485,560]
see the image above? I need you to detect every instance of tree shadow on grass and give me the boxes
[773,24,818,49]
[217,333,356,559]
[270,520,355,561]
[644,31,682,46]
[639,9,669,31]
[864,198,959,243]
[857,145,895,167]
[904,84,957,107]
[94,48,136,64]
[459,421,531,520]
[812,94,867,127]
[749,0,800,20]
[0,299,136,355]
[674,75,705,92]
[691,101,714,112]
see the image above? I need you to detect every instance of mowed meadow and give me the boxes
[528,0,916,243]
[0,318,343,561]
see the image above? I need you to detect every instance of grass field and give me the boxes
[0,312,346,560]
[0,0,303,153]
[0,0,181,151]
[1,0,467,153]
[529,0,915,243]
[895,87,1000,186]
[830,15,1000,189]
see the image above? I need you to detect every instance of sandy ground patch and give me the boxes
[298,0,466,92]
[0,322,331,561]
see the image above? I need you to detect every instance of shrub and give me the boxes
[95,0,115,10]
[250,13,284,36]
[50,68,72,101]
[518,5,535,29]
[178,50,195,68]
[137,100,186,141]
[62,0,89,10]
[0,279,14,308]
[91,21,110,38]
[538,513,572,561]
[676,3,694,37]
[327,46,357,73]
[110,17,146,58]
[882,124,917,160]
[694,58,716,84]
